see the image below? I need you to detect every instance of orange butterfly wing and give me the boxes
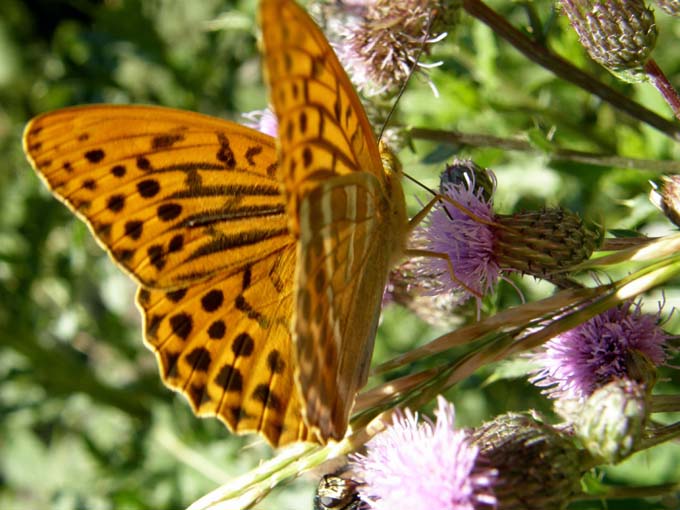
[23,105,315,446]
[260,0,385,229]
[261,0,408,440]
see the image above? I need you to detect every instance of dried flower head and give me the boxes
[530,300,668,401]
[350,397,497,510]
[329,0,458,96]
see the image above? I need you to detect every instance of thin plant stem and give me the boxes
[409,127,680,172]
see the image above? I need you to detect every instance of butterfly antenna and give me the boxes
[404,172,435,195]
[378,8,439,142]
[381,10,455,222]
[403,172,456,221]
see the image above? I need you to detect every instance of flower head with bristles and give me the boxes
[329,0,458,96]
[560,0,658,82]
[530,300,668,401]
[350,397,497,510]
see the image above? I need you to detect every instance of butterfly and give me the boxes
[22,0,408,446]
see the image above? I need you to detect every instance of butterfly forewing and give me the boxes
[23,104,315,447]
[261,0,408,441]
[24,105,289,289]
[260,0,385,229]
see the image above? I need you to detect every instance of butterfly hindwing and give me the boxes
[137,245,315,445]
[295,173,395,439]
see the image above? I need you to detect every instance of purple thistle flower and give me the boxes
[530,300,668,401]
[242,107,278,138]
[412,171,500,308]
[350,397,497,510]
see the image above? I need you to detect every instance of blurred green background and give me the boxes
[1,0,679,509]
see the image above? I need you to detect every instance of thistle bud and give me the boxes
[494,208,601,283]
[575,378,649,464]
[560,0,658,82]
[470,413,585,510]
[654,0,680,16]
[649,175,680,227]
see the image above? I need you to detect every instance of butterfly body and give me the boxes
[23,0,407,446]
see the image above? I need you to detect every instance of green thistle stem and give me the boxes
[650,394,680,413]
[187,442,319,510]
[641,421,680,449]
[578,232,680,268]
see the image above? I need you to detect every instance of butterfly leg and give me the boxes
[407,193,497,233]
